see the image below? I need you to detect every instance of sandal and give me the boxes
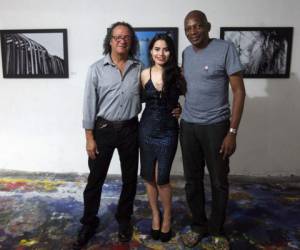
[181,229,206,248]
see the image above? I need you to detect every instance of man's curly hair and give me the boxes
[103,21,139,58]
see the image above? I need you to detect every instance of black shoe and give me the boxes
[118,223,133,242]
[73,225,96,249]
[160,229,172,242]
[150,211,162,240]
[151,228,160,240]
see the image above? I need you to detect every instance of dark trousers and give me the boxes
[80,118,139,228]
[180,119,230,235]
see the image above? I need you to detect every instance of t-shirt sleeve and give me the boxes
[225,42,244,76]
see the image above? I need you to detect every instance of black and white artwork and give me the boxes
[0,29,68,78]
[220,27,293,78]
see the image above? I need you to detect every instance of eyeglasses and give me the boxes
[111,35,131,42]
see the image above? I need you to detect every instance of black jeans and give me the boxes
[80,117,139,228]
[180,119,230,235]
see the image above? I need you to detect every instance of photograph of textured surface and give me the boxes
[0,29,68,78]
[220,27,293,78]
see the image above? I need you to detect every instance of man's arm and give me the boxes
[171,51,185,119]
[171,103,182,119]
[83,66,99,159]
[220,72,246,159]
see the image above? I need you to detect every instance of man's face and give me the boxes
[110,25,131,56]
[184,16,209,48]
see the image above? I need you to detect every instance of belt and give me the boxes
[95,116,138,129]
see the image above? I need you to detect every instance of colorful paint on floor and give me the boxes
[0,171,299,249]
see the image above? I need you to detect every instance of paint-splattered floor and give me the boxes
[0,171,299,250]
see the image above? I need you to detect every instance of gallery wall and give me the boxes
[0,0,299,176]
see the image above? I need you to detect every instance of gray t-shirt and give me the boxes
[82,54,142,129]
[182,39,243,124]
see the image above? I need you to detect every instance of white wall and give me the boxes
[0,0,299,176]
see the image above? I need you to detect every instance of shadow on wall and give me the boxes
[232,73,300,176]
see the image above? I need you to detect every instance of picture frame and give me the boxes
[220,27,293,78]
[134,27,178,67]
[0,29,68,78]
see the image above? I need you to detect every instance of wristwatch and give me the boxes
[229,128,237,135]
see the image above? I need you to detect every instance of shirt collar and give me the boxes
[103,54,114,66]
[103,54,139,67]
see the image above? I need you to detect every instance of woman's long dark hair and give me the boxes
[148,33,186,96]
[103,21,139,58]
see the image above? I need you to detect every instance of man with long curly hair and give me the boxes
[74,21,142,248]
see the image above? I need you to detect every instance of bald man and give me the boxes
[180,10,246,247]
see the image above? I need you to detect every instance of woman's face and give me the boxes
[150,39,171,66]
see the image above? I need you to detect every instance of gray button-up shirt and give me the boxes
[82,54,142,129]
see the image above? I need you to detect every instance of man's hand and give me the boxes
[85,129,98,160]
[86,138,98,160]
[171,103,182,119]
[219,134,236,160]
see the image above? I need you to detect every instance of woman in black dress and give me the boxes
[139,33,186,242]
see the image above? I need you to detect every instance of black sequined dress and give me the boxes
[139,74,181,185]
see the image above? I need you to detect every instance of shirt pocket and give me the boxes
[200,62,225,79]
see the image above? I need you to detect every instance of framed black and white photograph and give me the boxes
[0,29,68,78]
[134,27,178,67]
[220,27,293,78]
